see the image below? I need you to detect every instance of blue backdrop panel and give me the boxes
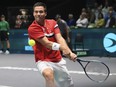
[6,29,116,57]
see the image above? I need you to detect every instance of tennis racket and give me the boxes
[76,58,110,83]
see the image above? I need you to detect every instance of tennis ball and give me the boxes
[28,39,35,46]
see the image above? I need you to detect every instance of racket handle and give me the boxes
[75,57,79,61]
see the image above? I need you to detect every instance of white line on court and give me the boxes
[0,85,12,87]
[0,66,116,76]
[0,66,38,71]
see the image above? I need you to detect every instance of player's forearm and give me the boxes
[38,36,72,55]
[37,37,54,49]
[44,38,71,55]
[42,41,54,50]
[58,37,72,55]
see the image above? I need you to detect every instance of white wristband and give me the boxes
[52,42,60,50]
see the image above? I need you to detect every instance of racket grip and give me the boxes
[75,58,81,62]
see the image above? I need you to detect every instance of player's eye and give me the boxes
[34,10,44,14]
[34,11,39,13]
[38,10,44,13]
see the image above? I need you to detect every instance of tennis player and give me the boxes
[28,2,77,87]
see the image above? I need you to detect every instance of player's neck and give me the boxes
[37,20,46,26]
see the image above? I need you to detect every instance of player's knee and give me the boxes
[42,68,54,81]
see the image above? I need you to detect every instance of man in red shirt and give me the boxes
[28,2,77,87]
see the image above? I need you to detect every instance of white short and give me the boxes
[36,58,74,87]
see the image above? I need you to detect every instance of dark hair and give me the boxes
[33,2,47,12]
[98,12,103,19]
[55,14,61,20]
[1,15,5,18]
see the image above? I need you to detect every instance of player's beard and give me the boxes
[35,16,45,25]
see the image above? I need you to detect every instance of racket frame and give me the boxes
[76,58,110,83]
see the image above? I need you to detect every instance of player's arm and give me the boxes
[36,36,54,49]
[36,34,69,54]
[55,33,76,59]
[36,35,76,61]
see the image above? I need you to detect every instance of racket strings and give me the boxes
[85,62,109,82]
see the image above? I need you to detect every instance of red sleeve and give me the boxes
[52,20,61,34]
[28,23,44,40]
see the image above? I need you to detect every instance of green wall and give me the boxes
[5,28,116,57]
[70,28,116,57]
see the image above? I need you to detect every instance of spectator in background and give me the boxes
[76,12,88,28]
[20,17,30,29]
[81,8,87,13]
[14,9,31,29]
[105,6,116,28]
[0,15,10,54]
[86,7,91,22]
[19,9,30,29]
[55,14,70,43]
[87,7,96,28]
[14,15,22,29]
[102,0,109,18]
[104,6,116,21]
[67,13,76,27]
[19,9,30,22]
[95,12,105,28]
[91,2,103,23]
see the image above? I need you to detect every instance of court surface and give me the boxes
[0,54,116,87]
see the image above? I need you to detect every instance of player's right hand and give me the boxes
[69,52,77,62]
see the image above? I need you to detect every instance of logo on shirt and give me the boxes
[103,33,116,53]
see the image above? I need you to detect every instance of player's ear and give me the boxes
[45,12,47,17]
[33,12,34,16]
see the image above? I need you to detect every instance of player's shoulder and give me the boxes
[29,20,36,26]
[28,20,40,29]
[28,21,41,33]
[45,19,57,27]
[46,19,56,23]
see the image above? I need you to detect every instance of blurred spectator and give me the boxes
[95,12,105,28]
[14,8,31,29]
[105,6,116,28]
[102,0,109,18]
[14,15,22,29]
[76,12,89,28]
[81,8,87,13]
[55,14,70,43]
[87,7,96,23]
[67,13,76,27]
[91,2,99,21]
[104,6,116,21]
[19,9,30,21]
[0,15,10,54]
[20,18,30,29]
[87,8,96,28]
[86,7,91,22]
[92,2,103,23]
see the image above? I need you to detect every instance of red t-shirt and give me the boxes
[28,19,62,62]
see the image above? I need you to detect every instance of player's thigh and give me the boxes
[54,64,73,87]
[54,61,71,81]
[36,61,53,74]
